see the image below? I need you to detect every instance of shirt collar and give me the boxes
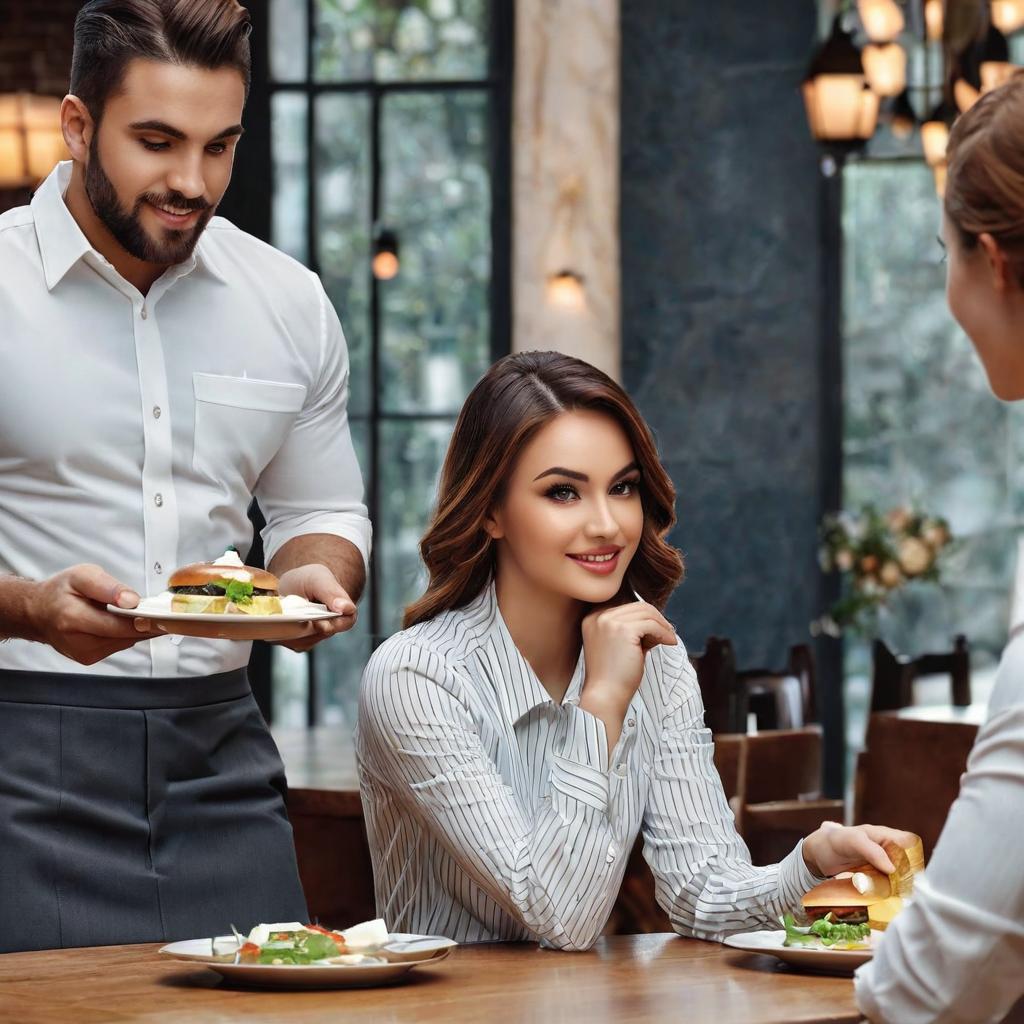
[32,162,92,291]
[479,581,586,725]
[32,161,228,291]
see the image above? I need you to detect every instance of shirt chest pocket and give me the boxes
[192,373,307,491]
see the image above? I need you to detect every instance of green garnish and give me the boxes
[782,912,870,949]
[255,930,340,964]
[216,578,254,605]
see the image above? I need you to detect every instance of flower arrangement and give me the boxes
[813,505,953,637]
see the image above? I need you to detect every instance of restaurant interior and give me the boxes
[2,0,1023,1020]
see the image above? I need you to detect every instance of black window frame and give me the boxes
[245,0,513,725]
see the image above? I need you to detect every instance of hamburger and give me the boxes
[801,834,924,928]
[169,549,282,615]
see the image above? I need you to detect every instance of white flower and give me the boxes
[836,549,855,572]
[898,536,932,577]
[922,522,950,549]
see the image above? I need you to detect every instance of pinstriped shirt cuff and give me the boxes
[550,707,611,813]
[778,839,827,911]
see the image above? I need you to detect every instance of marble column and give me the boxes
[512,0,621,380]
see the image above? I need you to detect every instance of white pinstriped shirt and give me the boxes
[356,582,822,950]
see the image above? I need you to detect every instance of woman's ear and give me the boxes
[483,509,504,541]
[61,95,94,163]
[979,232,1013,293]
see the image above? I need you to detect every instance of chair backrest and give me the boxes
[853,712,978,858]
[690,635,739,734]
[737,726,824,806]
[870,635,971,712]
[711,733,744,803]
[736,643,818,730]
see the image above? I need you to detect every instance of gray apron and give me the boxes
[0,668,308,952]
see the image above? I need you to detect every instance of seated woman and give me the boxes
[854,76,1024,1024]
[357,350,906,950]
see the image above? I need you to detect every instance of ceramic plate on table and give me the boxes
[107,602,343,641]
[159,933,456,990]
[723,929,873,974]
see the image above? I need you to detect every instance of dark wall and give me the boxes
[621,4,828,671]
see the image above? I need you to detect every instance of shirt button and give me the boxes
[606,843,617,863]
[154,562,163,574]
[141,306,148,319]
[626,717,636,729]
[614,763,627,777]
[152,405,162,419]
[154,493,164,507]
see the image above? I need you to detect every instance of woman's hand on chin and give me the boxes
[579,601,677,718]
[801,820,919,878]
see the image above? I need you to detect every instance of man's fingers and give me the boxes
[68,564,138,608]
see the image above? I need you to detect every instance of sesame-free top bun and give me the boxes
[168,562,279,591]
[802,876,875,909]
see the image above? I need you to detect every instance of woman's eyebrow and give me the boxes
[533,461,639,483]
[534,466,587,482]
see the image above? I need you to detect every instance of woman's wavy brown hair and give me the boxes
[403,351,684,628]
[946,70,1024,286]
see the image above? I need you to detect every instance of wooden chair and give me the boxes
[690,636,740,734]
[736,643,818,731]
[870,635,971,712]
[852,711,978,858]
[732,726,844,865]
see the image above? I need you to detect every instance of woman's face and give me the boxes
[944,211,1024,400]
[486,409,644,606]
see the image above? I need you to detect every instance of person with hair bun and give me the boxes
[854,76,1024,1023]
[357,350,909,950]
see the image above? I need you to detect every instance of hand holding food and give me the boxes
[801,821,919,880]
[790,832,926,948]
[23,563,162,665]
[273,561,358,652]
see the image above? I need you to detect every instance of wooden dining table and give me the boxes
[0,933,862,1023]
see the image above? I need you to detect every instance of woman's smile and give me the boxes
[566,546,623,575]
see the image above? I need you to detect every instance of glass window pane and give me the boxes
[378,418,455,632]
[380,91,491,414]
[270,0,309,81]
[271,645,310,728]
[315,93,373,415]
[314,0,489,83]
[313,588,375,731]
[314,0,375,82]
[271,93,309,265]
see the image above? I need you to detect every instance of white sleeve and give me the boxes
[854,705,1024,1024]
[641,645,823,939]
[255,274,371,568]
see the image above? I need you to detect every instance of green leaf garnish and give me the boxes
[217,578,254,604]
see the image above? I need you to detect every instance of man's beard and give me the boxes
[85,136,214,265]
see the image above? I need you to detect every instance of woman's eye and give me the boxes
[545,483,578,503]
[141,140,169,152]
[611,478,641,496]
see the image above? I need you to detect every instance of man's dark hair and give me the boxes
[70,0,252,121]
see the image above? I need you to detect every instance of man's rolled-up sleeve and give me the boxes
[255,274,371,568]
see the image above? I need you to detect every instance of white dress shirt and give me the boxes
[854,649,1024,1024]
[0,161,370,678]
[356,582,821,950]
